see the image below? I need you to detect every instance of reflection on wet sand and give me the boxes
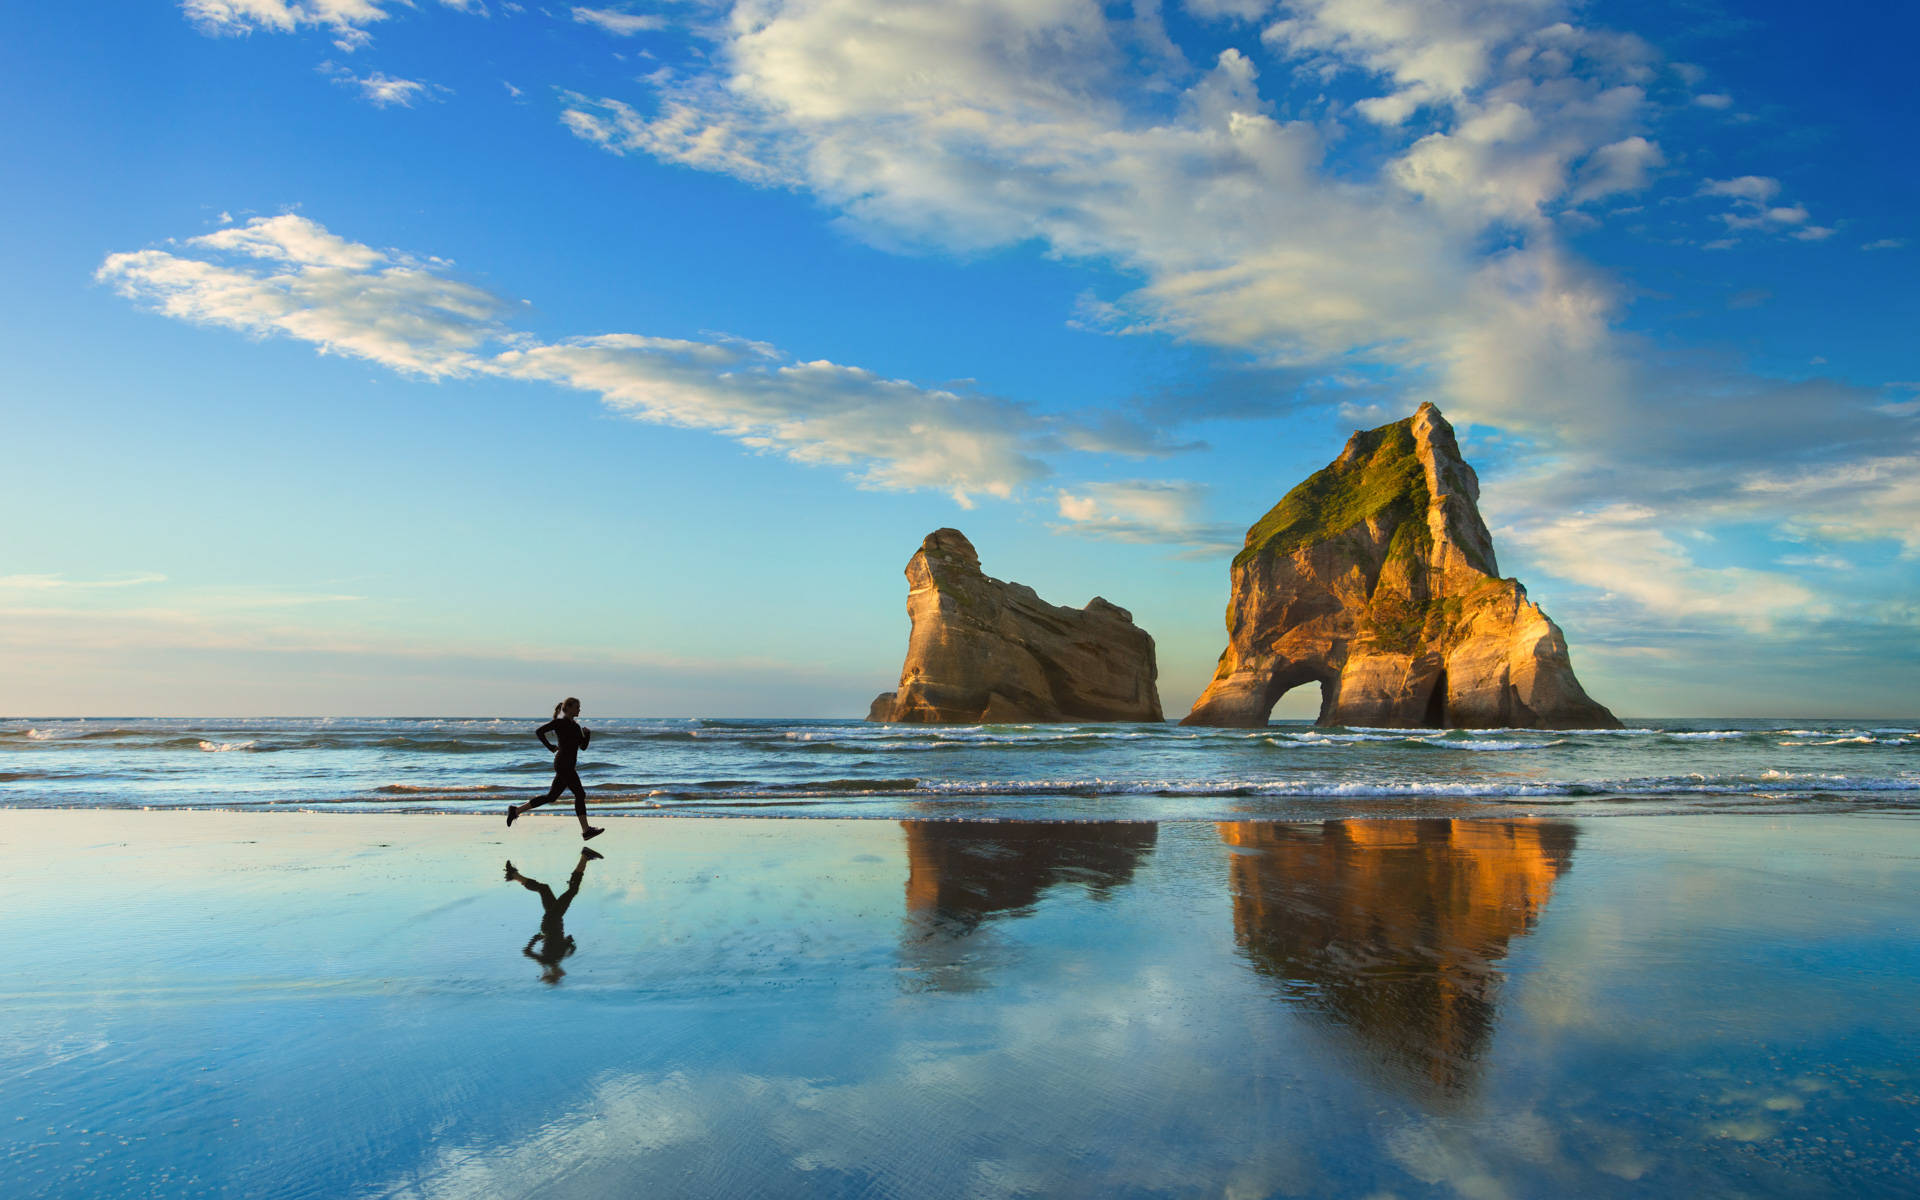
[1221,818,1575,1100]
[505,847,601,985]
[900,820,1158,990]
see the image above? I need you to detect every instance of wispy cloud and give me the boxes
[539,0,1920,633]
[552,0,1670,454]
[1777,554,1853,572]
[1050,481,1240,552]
[1741,455,1920,557]
[1697,175,1826,240]
[0,573,168,591]
[97,214,510,378]
[571,6,665,36]
[494,335,1051,504]
[323,63,446,107]
[1504,504,1824,633]
[99,215,1173,508]
[182,0,474,50]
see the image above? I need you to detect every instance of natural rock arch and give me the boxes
[1183,404,1618,730]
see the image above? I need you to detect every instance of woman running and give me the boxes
[507,697,603,840]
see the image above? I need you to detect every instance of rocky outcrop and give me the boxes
[868,529,1163,724]
[1184,403,1619,729]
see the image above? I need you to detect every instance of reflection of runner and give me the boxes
[507,697,602,840]
[505,848,601,985]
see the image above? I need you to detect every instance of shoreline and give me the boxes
[8,717,1915,823]
[5,799,1917,821]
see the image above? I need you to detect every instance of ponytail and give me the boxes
[553,701,565,720]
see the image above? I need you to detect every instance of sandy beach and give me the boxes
[4,809,1918,1197]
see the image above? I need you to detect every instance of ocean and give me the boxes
[4,715,1915,820]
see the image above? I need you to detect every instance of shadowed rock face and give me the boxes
[1221,818,1576,1101]
[868,529,1163,724]
[1184,403,1618,729]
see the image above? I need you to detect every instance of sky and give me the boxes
[1,0,1915,719]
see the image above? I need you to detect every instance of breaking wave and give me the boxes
[6,716,1918,819]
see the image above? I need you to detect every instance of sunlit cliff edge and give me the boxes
[868,529,1163,724]
[1185,403,1619,729]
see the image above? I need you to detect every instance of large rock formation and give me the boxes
[1184,403,1618,729]
[868,529,1163,724]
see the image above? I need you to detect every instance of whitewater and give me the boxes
[2,716,1915,820]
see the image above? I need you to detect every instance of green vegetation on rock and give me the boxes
[1362,590,1429,656]
[1234,417,1428,568]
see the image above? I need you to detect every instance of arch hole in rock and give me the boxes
[1266,678,1332,725]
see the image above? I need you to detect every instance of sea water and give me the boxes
[2,716,1915,819]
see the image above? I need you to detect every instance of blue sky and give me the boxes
[1,0,1915,718]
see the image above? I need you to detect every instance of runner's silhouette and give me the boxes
[508,697,602,840]
[504,847,602,985]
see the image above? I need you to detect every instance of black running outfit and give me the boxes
[535,717,590,813]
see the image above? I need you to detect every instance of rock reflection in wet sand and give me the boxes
[899,819,1158,990]
[1221,818,1575,1100]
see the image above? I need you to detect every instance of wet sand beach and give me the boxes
[4,810,1918,1197]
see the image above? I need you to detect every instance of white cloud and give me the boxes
[1862,237,1908,251]
[325,64,444,107]
[1698,175,1822,240]
[96,215,509,378]
[0,573,168,591]
[1741,456,1920,556]
[1262,0,1595,126]
[181,0,473,48]
[1050,480,1239,549]
[1504,504,1825,632]
[99,215,1166,507]
[157,2,1913,604]
[561,92,797,187]
[572,6,666,35]
[554,0,1673,455]
[1568,135,1663,203]
[1777,554,1852,572]
[1692,92,1733,110]
[1728,204,1806,230]
[1699,175,1778,204]
[495,336,1051,503]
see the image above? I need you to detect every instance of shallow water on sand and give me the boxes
[3,716,1918,819]
[2,810,1917,1198]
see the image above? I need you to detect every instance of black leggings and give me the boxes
[524,767,586,820]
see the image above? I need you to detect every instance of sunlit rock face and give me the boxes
[1220,819,1575,1099]
[1183,403,1618,729]
[868,529,1163,724]
[899,820,1159,991]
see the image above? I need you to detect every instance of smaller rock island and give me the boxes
[867,529,1164,724]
